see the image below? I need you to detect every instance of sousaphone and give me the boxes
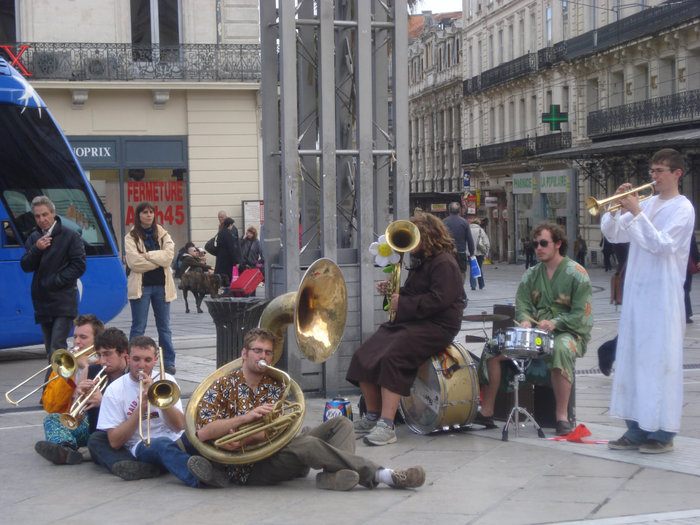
[184,258,347,465]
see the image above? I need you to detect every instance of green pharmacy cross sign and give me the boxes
[542,104,568,131]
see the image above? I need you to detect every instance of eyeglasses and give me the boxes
[648,168,672,175]
[534,239,551,248]
[248,347,274,357]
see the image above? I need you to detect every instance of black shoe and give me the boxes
[187,456,229,488]
[687,318,693,324]
[608,435,640,450]
[555,420,573,436]
[35,441,83,465]
[473,412,497,429]
[164,365,176,375]
[112,460,162,480]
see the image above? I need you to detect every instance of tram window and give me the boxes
[0,105,113,255]
[2,220,21,247]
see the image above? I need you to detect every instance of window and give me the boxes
[519,18,525,56]
[0,0,16,42]
[131,0,181,62]
[562,1,568,40]
[488,34,493,69]
[546,6,552,45]
[498,29,503,65]
[590,0,597,30]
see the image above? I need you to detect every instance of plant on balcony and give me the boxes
[507,145,527,160]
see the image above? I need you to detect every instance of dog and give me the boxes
[179,270,221,313]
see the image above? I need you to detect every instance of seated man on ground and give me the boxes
[476,222,592,436]
[189,328,425,490]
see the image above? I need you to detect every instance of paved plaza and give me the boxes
[1,261,700,525]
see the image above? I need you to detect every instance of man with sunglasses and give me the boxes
[190,328,426,490]
[601,148,694,454]
[475,222,593,436]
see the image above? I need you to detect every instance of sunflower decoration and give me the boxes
[369,235,399,310]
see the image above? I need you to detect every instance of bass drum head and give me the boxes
[399,342,479,435]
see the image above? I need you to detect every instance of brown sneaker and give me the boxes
[639,439,674,454]
[316,469,360,491]
[390,466,426,489]
[608,435,640,450]
[35,441,83,465]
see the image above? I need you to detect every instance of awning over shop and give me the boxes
[537,128,700,159]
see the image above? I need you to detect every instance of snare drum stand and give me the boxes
[502,357,546,441]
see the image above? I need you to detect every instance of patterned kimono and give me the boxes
[479,257,593,385]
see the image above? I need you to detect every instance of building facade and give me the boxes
[0,0,261,258]
[460,0,699,263]
[408,10,463,216]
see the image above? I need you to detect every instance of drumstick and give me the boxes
[521,313,540,326]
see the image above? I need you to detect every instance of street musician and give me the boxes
[190,328,426,490]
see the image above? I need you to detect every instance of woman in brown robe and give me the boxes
[346,212,465,445]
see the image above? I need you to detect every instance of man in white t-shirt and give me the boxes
[97,336,210,486]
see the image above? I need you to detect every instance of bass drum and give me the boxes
[399,342,479,435]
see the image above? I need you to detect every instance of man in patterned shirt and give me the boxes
[189,328,426,490]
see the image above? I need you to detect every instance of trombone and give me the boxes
[59,365,108,430]
[5,345,95,406]
[586,182,656,216]
[138,347,181,446]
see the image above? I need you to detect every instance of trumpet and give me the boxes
[59,365,109,430]
[5,344,95,406]
[586,182,656,216]
[385,220,421,323]
[213,360,302,450]
[138,347,181,446]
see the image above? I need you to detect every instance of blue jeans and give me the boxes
[130,285,175,368]
[624,420,675,444]
[88,430,142,473]
[134,437,199,488]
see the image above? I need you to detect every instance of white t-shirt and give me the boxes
[97,371,184,455]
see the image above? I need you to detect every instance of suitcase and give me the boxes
[229,268,263,296]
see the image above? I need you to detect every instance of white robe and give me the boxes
[601,194,694,433]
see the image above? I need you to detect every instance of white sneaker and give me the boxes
[363,420,397,446]
[353,416,377,435]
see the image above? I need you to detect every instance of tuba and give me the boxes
[384,220,420,322]
[184,258,347,465]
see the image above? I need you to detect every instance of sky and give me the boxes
[413,0,463,14]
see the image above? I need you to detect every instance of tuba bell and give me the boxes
[384,220,420,322]
[184,258,347,465]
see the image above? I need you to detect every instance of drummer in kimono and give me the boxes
[476,222,593,436]
[602,148,694,454]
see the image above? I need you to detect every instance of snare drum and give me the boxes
[399,342,479,435]
[495,327,553,359]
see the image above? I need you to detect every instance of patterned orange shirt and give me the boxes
[196,368,283,484]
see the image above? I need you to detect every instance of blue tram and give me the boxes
[0,57,127,349]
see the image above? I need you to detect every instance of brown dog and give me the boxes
[179,270,221,313]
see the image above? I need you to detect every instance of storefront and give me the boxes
[69,136,189,256]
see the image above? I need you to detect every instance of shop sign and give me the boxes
[431,203,447,213]
[463,170,470,189]
[492,208,499,219]
[502,207,508,219]
[513,173,536,194]
[539,170,571,193]
[125,181,185,227]
[484,196,498,207]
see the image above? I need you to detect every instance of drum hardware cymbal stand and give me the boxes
[501,356,545,441]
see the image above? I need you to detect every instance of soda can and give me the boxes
[323,398,353,421]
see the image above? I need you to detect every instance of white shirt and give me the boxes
[97,371,183,455]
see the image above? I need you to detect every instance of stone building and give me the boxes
[408,10,463,216]
[460,0,699,263]
[0,0,261,257]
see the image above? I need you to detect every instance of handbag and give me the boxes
[204,234,219,256]
[689,255,700,275]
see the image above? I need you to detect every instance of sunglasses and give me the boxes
[534,239,552,248]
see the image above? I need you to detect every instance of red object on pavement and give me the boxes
[229,268,263,296]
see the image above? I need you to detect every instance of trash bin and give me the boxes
[205,297,268,368]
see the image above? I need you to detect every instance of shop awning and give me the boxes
[537,128,700,159]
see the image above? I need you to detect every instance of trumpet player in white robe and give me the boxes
[601,148,694,454]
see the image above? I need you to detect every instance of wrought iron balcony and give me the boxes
[0,42,261,82]
[587,90,700,138]
[461,133,571,164]
[463,53,536,96]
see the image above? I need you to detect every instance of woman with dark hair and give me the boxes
[214,217,242,285]
[346,213,465,446]
[239,225,264,273]
[124,202,177,374]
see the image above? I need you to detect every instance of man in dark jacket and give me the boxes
[20,196,86,361]
[442,202,475,283]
